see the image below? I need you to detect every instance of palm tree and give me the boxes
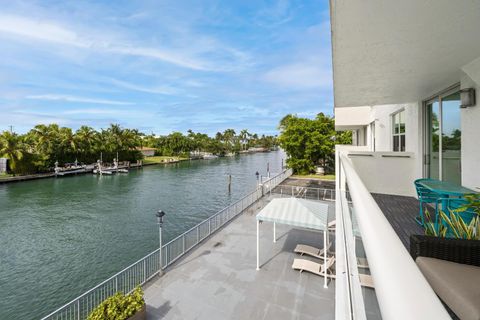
[75,126,98,163]
[59,127,77,161]
[239,129,250,150]
[223,129,236,143]
[0,131,25,175]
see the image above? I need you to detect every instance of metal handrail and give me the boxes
[271,185,342,202]
[41,168,292,320]
[338,152,450,320]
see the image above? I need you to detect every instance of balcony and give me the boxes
[142,167,441,320]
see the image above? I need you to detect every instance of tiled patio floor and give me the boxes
[144,195,380,319]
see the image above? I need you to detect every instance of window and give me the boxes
[392,110,405,151]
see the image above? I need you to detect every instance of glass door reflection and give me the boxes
[425,89,461,184]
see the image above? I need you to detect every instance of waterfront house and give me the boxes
[137,147,156,157]
[0,158,7,173]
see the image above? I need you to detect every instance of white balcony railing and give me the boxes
[335,148,451,320]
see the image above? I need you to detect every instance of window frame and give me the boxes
[391,109,406,152]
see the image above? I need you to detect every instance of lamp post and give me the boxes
[156,210,165,274]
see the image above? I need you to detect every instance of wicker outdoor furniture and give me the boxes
[410,235,480,320]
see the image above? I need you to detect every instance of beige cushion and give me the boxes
[416,257,480,320]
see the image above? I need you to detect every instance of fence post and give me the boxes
[209,218,211,235]
[143,259,146,283]
[197,226,200,243]
[183,234,186,253]
[77,300,80,320]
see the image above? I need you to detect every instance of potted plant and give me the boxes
[87,286,146,320]
[424,194,480,240]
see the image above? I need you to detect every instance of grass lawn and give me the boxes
[291,174,336,181]
[0,173,14,179]
[143,156,188,165]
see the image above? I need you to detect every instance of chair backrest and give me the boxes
[414,178,440,202]
[327,257,336,270]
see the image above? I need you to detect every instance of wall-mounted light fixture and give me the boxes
[460,88,476,108]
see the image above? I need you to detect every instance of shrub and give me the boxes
[87,287,145,320]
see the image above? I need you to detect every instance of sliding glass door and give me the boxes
[425,87,462,184]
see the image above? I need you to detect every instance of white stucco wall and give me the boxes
[335,106,372,130]
[460,64,480,191]
[369,103,420,153]
[369,103,424,183]
[348,151,417,197]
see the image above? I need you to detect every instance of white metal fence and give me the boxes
[272,185,337,201]
[41,168,292,320]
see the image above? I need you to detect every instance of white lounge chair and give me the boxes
[292,258,374,288]
[294,242,333,259]
[292,257,336,278]
[294,243,369,269]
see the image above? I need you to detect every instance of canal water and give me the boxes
[0,151,284,320]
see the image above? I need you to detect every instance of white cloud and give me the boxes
[237,105,270,117]
[63,108,119,115]
[0,14,84,47]
[109,79,178,95]
[26,94,134,105]
[263,61,332,89]
[0,110,70,128]
[0,14,215,71]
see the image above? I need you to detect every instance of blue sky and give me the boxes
[0,0,333,135]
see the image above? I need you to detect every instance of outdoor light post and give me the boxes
[156,210,166,275]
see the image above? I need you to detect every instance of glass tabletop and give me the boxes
[418,179,477,196]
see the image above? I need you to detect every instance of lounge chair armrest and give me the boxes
[410,235,480,267]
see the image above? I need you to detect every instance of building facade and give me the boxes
[331,1,480,319]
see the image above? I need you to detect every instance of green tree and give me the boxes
[75,126,99,163]
[278,113,352,174]
[0,131,26,175]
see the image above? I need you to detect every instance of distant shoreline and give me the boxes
[0,151,276,184]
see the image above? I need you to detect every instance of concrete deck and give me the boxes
[144,196,342,320]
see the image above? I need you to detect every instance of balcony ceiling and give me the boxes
[331,0,480,108]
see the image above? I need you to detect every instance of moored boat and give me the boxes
[202,154,218,160]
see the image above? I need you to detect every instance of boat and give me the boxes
[54,161,87,176]
[55,167,87,176]
[203,154,218,160]
[93,168,113,175]
[94,154,129,175]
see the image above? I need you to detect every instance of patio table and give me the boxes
[417,179,477,215]
[417,180,476,198]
